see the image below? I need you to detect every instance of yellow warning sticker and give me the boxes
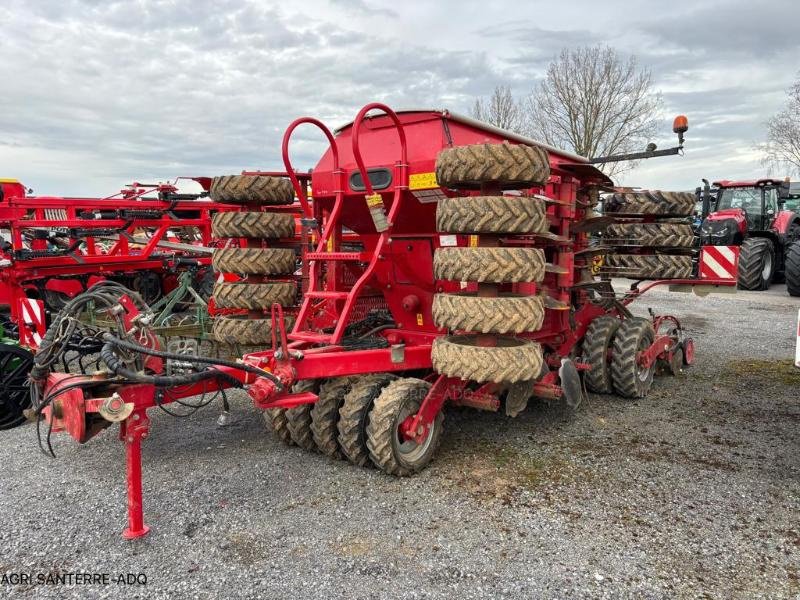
[591,254,604,274]
[327,236,334,252]
[365,193,384,208]
[409,172,438,190]
[468,235,479,247]
[416,313,424,326]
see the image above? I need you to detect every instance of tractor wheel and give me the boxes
[435,142,550,189]
[212,282,296,310]
[786,242,800,297]
[212,248,296,275]
[604,190,695,216]
[285,380,319,451]
[212,316,295,345]
[611,317,656,399]
[211,211,295,239]
[210,175,294,205]
[0,344,33,431]
[602,254,692,279]
[263,409,293,446]
[431,335,543,384]
[338,373,397,467]
[366,378,443,476]
[737,237,775,290]
[604,222,695,248]
[582,316,621,394]
[432,292,544,334]
[436,195,548,234]
[433,247,545,283]
[195,268,216,302]
[310,377,354,459]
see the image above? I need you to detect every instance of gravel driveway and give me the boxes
[1,283,798,599]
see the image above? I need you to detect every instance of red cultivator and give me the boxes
[31,103,737,538]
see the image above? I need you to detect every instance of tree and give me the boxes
[762,75,800,176]
[471,85,524,133]
[523,45,661,177]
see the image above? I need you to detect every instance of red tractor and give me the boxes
[698,178,800,290]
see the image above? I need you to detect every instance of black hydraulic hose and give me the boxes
[100,334,284,391]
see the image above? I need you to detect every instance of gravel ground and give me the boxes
[1,283,799,599]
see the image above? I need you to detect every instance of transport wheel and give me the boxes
[366,378,443,476]
[212,248,296,275]
[211,211,295,239]
[195,268,216,302]
[786,242,800,297]
[582,315,621,394]
[210,175,294,205]
[611,317,656,399]
[310,377,354,459]
[602,254,692,279]
[263,409,293,445]
[737,237,775,290]
[0,344,33,431]
[432,292,544,334]
[604,190,695,216]
[435,141,550,189]
[285,380,319,451]
[433,247,545,283]
[212,282,297,310]
[431,335,543,384]
[436,195,548,234]
[604,222,695,248]
[338,374,397,467]
[212,316,295,345]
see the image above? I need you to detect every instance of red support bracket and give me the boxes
[119,409,151,540]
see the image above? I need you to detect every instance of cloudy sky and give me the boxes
[1,0,798,196]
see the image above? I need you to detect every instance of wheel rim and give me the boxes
[762,251,773,280]
[0,344,34,430]
[635,335,654,384]
[393,402,435,464]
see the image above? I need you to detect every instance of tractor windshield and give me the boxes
[717,187,763,214]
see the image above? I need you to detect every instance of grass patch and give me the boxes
[723,359,800,386]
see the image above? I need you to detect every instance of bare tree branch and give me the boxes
[470,85,524,133]
[760,75,800,176]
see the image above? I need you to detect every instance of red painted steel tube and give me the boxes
[282,117,340,217]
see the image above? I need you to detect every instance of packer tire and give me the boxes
[210,175,294,205]
[211,211,295,239]
[211,248,295,275]
[285,380,319,451]
[604,190,696,216]
[435,142,550,189]
[433,247,545,283]
[431,334,543,384]
[603,254,692,279]
[611,317,656,399]
[604,222,695,248]
[582,316,621,394]
[263,409,293,445]
[338,374,397,467]
[432,292,544,334]
[436,195,547,234]
[212,282,297,310]
[212,316,295,345]
[310,377,354,459]
[737,237,775,291]
[366,378,443,476]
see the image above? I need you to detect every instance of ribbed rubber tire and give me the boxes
[436,195,548,234]
[210,175,294,205]
[603,254,692,279]
[611,317,656,399]
[310,377,354,459]
[212,316,295,345]
[432,292,544,334]
[338,374,397,467]
[433,247,545,283]
[263,409,293,445]
[605,191,695,216]
[604,223,695,248]
[431,335,543,384]
[786,242,800,297]
[285,380,319,451]
[736,237,775,291]
[366,378,443,476]
[212,248,296,275]
[212,282,296,310]
[435,142,550,189]
[582,316,621,394]
[211,211,295,239]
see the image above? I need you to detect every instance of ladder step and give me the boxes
[305,290,350,299]
[306,251,367,261]
[288,332,333,343]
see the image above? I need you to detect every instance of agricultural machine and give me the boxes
[0,178,247,429]
[30,103,738,539]
[697,178,800,290]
